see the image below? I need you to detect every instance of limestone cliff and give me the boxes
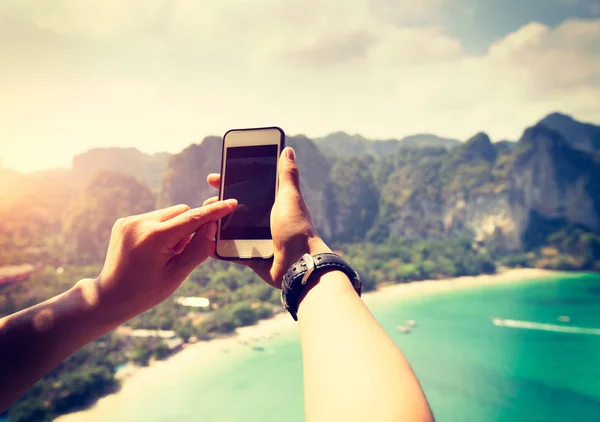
[159,137,222,208]
[372,122,600,251]
[509,125,600,244]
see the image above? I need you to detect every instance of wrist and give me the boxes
[298,237,332,261]
[309,237,332,252]
[283,245,359,314]
[74,278,129,328]
[297,270,355,316]
[277,237,331,285]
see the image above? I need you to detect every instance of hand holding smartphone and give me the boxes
[215,127,285,260]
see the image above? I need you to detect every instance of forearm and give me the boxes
[0,278,121,411]
[298,271,434,422]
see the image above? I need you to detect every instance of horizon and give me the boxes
[1,110,593,174]
[1,0,599,172]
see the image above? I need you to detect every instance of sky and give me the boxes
[1,0,599,172]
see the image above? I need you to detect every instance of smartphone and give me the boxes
[215,127,285,260]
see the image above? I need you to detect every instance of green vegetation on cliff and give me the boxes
[63,171,156,264]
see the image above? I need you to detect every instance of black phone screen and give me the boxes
[220,145,278,240]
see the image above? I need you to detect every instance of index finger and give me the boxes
[144,204,191,222]
[160,199,237,238]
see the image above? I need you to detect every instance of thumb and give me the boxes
[278,147,301,192]
[167,222,217,278]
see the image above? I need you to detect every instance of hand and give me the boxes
[88,200,238,323]
[204,147,331,288]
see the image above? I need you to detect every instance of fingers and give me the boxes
[278,147,301,192]
[207,173,221,190]
[223,204,248,230]
[203,196,219,206]
[145,204,191,222]
[160,199,238,239]
[168,222,218,277]
[171,234,193,255]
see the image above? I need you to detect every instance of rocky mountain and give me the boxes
[72,147,171,192]
[158,137,222,208]
[494,140,516,154]
[0,169,80,238]
[314,131,400,158]
[369,118,600,255]
[314,131,459,159]
[399,134,460,150]
[324,156,380,242]
[63,171,155,264]
[369,132,512,246]
[538,112,600,153]
[510,125,600,246]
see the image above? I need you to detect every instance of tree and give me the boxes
[131,344,152,366]
[7,395,50,422]
[231,302,258,327]
[152,342,170,360]
[176,321,194,342]
[397,263,421,281]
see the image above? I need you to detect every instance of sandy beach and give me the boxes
[55,267,557,422]
[363,267,558,304]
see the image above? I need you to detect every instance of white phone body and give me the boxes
[215,127,284,260]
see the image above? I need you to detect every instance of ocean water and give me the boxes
[76,273,600,422]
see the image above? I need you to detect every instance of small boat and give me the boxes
[252,345,265,351]
[558,316,571,323]
[406,320,417,327]
[396,325,411,333]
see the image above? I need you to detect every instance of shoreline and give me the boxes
[55,267,559,422]
[363,267,560,305]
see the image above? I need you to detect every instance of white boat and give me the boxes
[558,316,571,323]
[396,325,411,333]
[406,320,416,327]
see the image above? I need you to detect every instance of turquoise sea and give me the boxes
[73,273,600,422]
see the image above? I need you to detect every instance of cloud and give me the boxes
[280,30,377,68]
[368,0,465,25]
[2,0,171,39]
[488,20,600,90]
[0,1,599,171]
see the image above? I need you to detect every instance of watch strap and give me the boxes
[281,253,362,321]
